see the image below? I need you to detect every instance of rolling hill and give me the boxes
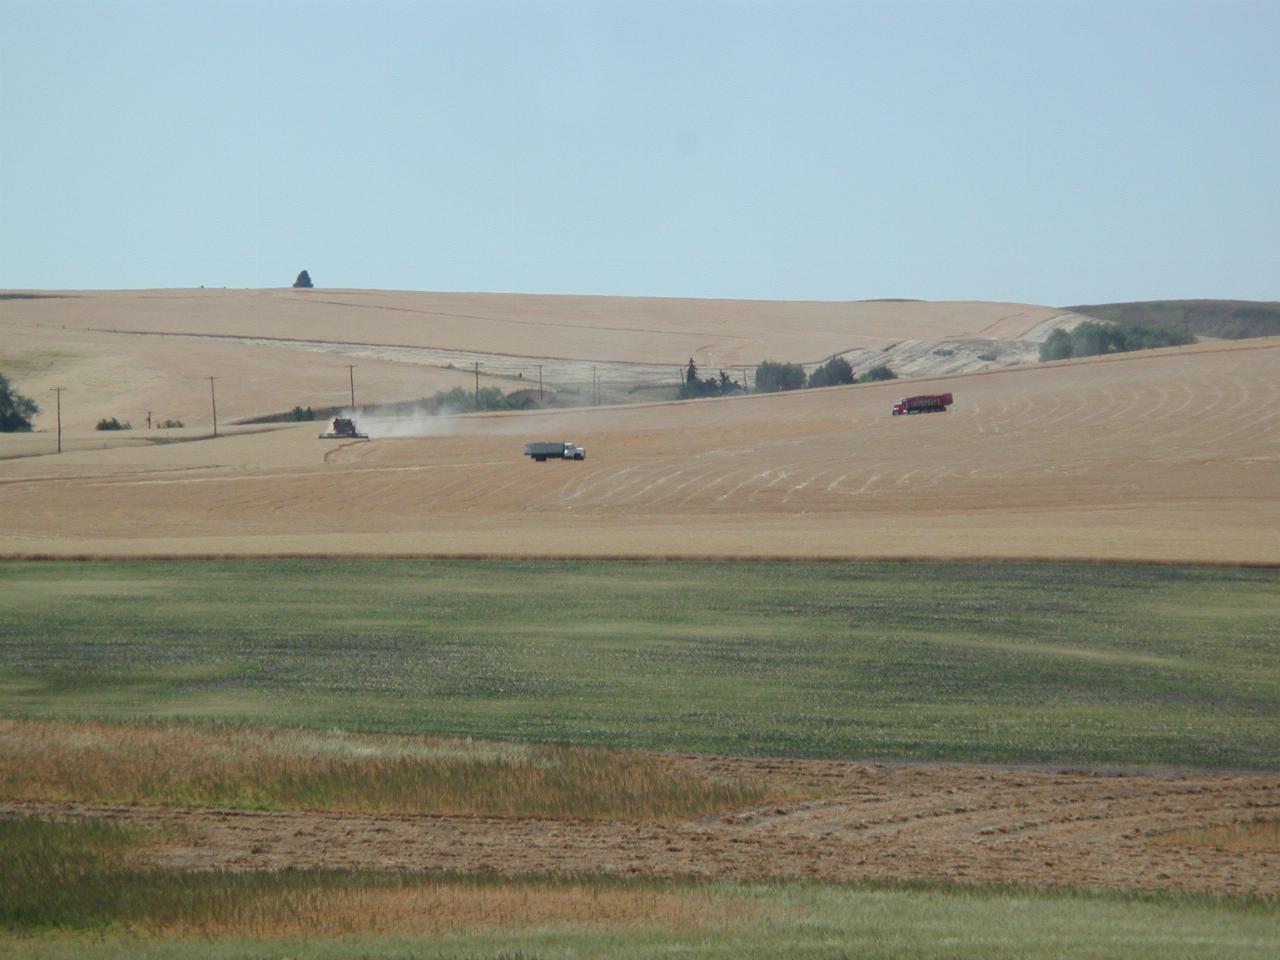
[2,289,1088,430]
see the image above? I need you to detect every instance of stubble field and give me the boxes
[2,334,1277,564]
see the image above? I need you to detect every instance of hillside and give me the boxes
[1066,299,1280,340]
[1,289,1088,430]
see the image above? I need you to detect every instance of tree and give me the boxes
[857,364,898,383]
[807,356,855,388]
[0,374,39,432]
[1071,321,1115,357]
[717,370,741,395]
[1039,328,1073,361]
[293,270,314,289]
[754,360,806,393]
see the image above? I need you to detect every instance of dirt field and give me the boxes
[7,758,1276,898]
[2,334,1277,563]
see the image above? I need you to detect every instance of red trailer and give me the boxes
[892,392,953,416]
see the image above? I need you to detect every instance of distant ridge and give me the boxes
[1065,299,1280,340]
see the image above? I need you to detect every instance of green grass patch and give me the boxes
[1,560,1278,768]
[2,816,1276,959]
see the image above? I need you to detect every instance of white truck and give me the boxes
[524,441,587,462]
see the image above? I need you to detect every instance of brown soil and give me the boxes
[8,758,1277,897]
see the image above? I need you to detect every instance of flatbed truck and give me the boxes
[524,441,587,461]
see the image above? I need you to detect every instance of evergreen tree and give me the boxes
[0,374,38,432]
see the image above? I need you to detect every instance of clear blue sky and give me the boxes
[2,0,1276,305]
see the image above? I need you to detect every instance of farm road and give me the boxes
[8,759,1276,897]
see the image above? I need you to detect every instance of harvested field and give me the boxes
[2,288,1088,430]
[4,287,1081,369]
[1,336,1277,563]
[7,757,1277,898]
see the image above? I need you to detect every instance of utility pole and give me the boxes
[345,365,356,409]
[592,365,597,406]
[52,387,64,453]
[474,361,480,410]
[207,376,219,438]
[538,364,543,404]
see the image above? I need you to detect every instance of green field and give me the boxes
[3,559,1278,768]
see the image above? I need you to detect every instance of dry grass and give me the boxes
[1160,819,1280,854]
[5,817,1277,957]
[0,816,771,938]
[152,879,762,939]
[0,720,775,821]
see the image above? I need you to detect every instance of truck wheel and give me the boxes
[534,456,546,462]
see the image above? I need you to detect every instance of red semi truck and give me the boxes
[892,392,953,416]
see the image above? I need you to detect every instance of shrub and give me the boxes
[0,373,39,432]
[293,270,313,289]
[1039,328,1073,361]
[754,360,806,393]
[807,357,855,388]
[290,406,317,421]
[94,417,131,431]
[384,386,532,415]
[977,352,998,362]
[678,367,741,399]
[158,419,184,429]
[858,365,898,383]
[476,386,509,410]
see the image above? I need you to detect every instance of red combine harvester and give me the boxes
[891,392,953,416]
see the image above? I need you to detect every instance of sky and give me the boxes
[2,0,1277,305]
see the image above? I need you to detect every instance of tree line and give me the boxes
[680,357,896,399]
[1040,321,1195,361]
